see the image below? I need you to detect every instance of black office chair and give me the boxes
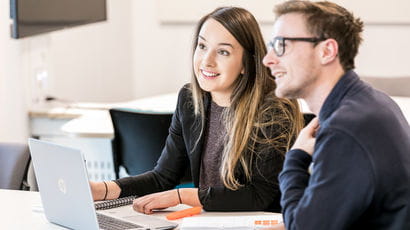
[303,113,316,127]
[0,143,31,190]
[109,108,191,184]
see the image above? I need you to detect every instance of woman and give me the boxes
[91,6,303,213]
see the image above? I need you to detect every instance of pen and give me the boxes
[166,206,202,220]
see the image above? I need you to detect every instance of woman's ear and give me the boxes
[319,38,339,65]
[240,68,245,75]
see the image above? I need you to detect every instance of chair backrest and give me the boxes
[109,108,174,179]
[303,113,316,127]
[361,76,410,97]
[0,143,31,190]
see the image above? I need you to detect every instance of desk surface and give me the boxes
[0,189,280,229]
[29,103,87,120]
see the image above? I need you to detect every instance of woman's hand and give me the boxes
[133,190,180,214]
[133,188,201,214]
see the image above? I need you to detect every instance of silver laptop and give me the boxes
[28,138,177,230]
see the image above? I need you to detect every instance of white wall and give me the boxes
[356,25,410,77]
[131,1,193,98]
[46,0,134,102]
[157,0,410,25]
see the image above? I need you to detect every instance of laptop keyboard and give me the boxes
[97,213,144,230]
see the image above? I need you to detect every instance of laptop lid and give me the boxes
[28,138,177,230]
[29,138,100,230]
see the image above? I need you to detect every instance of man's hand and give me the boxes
[291,117,319,155]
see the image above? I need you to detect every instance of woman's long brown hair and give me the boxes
[190,7,304,190]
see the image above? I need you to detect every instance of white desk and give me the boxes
[0,189,281,229]
[29,103,90,138]
[29,93,178,139]
[62,93,178,138]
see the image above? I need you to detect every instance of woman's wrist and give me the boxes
[102,181,108,200]
[105,181,121,200]
[176,188,183,204]
[90,181,105,201]
[178,188,201,207]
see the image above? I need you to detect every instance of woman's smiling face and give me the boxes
[193,18,244,101]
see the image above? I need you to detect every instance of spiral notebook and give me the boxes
[95,195,137,210]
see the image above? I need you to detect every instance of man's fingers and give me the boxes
[304,117,319,135]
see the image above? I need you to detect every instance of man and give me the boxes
[263,1,410,229]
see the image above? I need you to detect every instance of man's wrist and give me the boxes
[285,149,313,170]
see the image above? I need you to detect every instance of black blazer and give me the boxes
[115,85,287,212]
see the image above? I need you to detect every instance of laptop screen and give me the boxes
[29,138,100,229]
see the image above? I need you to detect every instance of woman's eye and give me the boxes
[198,43,206,50]
[218,50,230,56]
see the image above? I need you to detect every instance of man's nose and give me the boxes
[263,49,280,67]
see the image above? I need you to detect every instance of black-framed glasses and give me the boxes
[268,36,327,57]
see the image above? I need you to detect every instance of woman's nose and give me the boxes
[202,51,216,67]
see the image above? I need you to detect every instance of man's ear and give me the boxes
[319,38,339,65]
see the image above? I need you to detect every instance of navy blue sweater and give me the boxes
[280,71,410,229]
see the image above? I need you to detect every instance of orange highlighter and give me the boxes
[166,206,202,220]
